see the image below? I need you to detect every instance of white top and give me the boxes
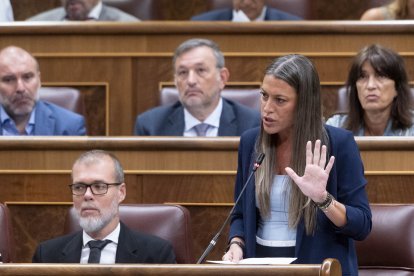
[80,222,120,264]
[326,113,414,136]
[0,0,13,22]
[256,175,296,247]
[183,97,223,137]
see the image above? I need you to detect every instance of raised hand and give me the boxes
[285,140,335,203]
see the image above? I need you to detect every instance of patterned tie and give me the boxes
[87,239,111,263]
[194,123,210,136]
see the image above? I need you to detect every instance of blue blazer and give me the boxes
[0,100,86,136]
[191,7,302,21]
[32,222,176,263]
[229,126,372,276]
[134,98,260,136]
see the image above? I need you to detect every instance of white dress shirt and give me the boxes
[232,6,267,22]
[80,223,120,264]
[183,98,223,137]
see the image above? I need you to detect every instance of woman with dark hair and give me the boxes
[327,44,414,136]
[222,54,371,276]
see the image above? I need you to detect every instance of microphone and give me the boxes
[196,153,265,264]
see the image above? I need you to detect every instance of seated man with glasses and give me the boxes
[32,150,176,264]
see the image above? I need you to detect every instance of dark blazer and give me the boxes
[32,222,176,263]
[191,7,302,21]
[27,4,139,21]
[134,98,260,136]
[0,100,86,136]
[229,126,372,276]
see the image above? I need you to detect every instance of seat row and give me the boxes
[1,202,414,274]
[0,203,194,264]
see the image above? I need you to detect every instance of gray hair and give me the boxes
[172,38,225,69]
[72,149,124,183]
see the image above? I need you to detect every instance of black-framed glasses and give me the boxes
[68,182,122,196]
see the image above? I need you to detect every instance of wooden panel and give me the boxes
[7,203,232,263]
[42,84,107,136]
[1,137,414,263]
[0,262,342,276]
[1,22,414,134]
[10,0,391,21]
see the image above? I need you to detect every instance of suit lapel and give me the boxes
[60,232,83,263]
[115,222,142,263]
[164,104,185,136]
[34,101,56,135]
[218,99,237,136]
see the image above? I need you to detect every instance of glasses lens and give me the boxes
[91,183,108,195]
[71,183,86,195]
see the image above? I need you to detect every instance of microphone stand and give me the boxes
[196,153,265,264]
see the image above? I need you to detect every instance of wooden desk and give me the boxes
[1,22,414,134]
[1,136,414,262]
[0,260,342,276]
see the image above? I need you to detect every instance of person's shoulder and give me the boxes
[325,124,355,146]
[123,223,173,251]
[38,231,80,248]
[240,126,260,142]
[224,98,259,115]
[38,100,84,120]
[360,7,388,20]
[191,8,232,21]
[138,102,182,120]
[325,113,348,128]
[26,7,65,21]
[266,7,302,20]
[101,4,140,21]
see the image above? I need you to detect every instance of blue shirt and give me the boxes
[256,175,296,245]
[0,106,35,135]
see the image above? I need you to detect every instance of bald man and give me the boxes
[0,46,86,135]
[27,0,139,21]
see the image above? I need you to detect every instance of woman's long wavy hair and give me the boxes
[344,44,412,133]
[255,54,329,235]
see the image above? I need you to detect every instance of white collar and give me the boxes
[232,6,267,22]
[184,97,223,131]
[82,222,120,246]
[87,1,103,20]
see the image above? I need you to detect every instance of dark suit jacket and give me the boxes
[191,7,302,21]
[229,126,372,276]
[32,222,176,263]
[0,100,86,136]
[27,4,139,21]
[134,98,260,136]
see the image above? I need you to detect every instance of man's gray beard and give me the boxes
[76,199,119,234]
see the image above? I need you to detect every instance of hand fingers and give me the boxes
[222,252,232,261]
[324,156,335,174]
[285,167,301,184]
[319,144,327,168]
[312,140,321,165]
[306,141,312,164]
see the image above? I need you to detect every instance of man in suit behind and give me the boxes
[33,150,176,264]
[27,0,139,21]
[191,0,301,21]
[0,46,86,135]
[134,38,260,136]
